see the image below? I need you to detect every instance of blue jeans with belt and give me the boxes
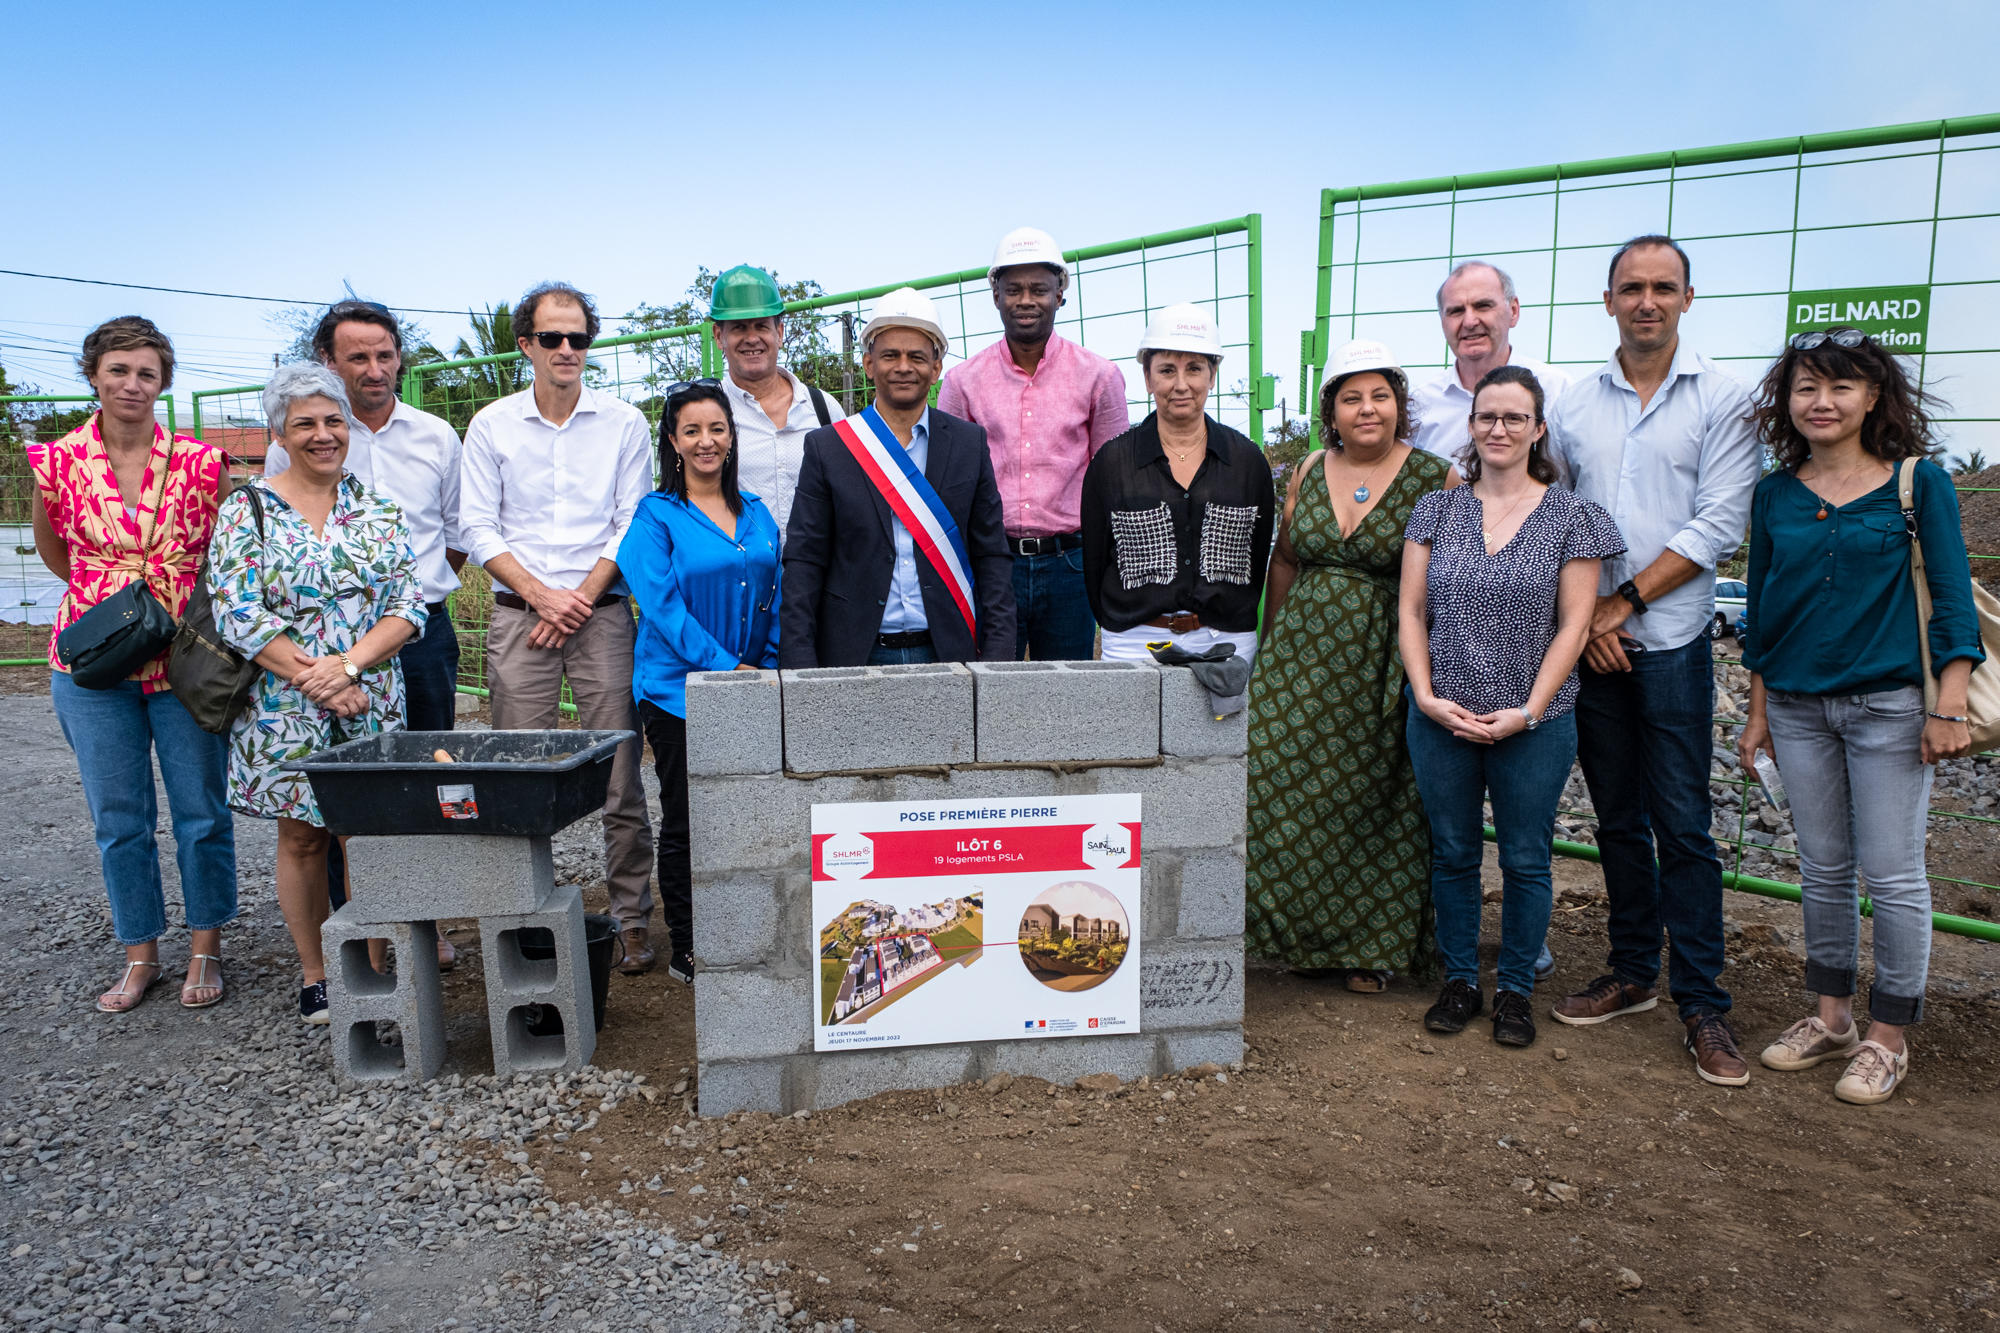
[50,671,238,945]
[1011,545,1096,661]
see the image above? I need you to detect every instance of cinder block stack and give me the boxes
[688,659,1247,1116]
[320,909,448,1083]
[478,884,596,1077]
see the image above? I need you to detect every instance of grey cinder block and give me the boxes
[780,662,973,773]
[686,669,783,777]
[690,872,783,969]
[694,1058,788,1119]
[1159,665,1249,758]
[1176,847,1248,940]
[992,1033,1157,1086]
[811,1044,984,1110]
[1140,937,1245,1029]
[1068,757,1246,850]
[693,971,813,1062]
[1160,1026,1245,1074]
[1140,852,1182,944]
[341,834,554,924]
[690,774,868,875]
[970,660,1160,763]
[321,907,447,1083]
[478,883,596,1077]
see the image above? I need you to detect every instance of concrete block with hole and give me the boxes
[340,834,555,923]
[969,660,1160,762]
[1158,664,1249,758]
[476,882,596,1077]
[686,669,784,776]
[320,907,447,1083]
[779,662,973,773]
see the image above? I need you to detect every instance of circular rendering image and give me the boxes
[1017,880,1131,992]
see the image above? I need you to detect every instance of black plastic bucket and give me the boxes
[519,912,619,1034]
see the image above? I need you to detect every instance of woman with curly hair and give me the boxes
[1738,327,1983,1104]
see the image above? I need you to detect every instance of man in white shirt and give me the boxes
[708,264,845,544]
[1407,261,1571,463]
[1545,236,1761,1088]
[460,282,660,972]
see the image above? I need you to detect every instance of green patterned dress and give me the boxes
[1246,448,1450,975]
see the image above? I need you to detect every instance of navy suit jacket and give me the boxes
[780,408,1016,667]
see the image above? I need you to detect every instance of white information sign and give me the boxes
[811,792,1142,1052]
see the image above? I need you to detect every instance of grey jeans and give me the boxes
[1765,685,1934,1025]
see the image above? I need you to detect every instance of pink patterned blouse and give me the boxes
[29,413,228,691]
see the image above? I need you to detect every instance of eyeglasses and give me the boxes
[1790,328,1871,351]
[530,331,592,351]
[663,378,721,398]
[1470,411,1536,434]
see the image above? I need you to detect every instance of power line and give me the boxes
[0,268,471,316]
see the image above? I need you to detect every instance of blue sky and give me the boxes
[7,0,1999,436]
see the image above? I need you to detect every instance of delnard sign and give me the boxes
[1785,284,1932,351]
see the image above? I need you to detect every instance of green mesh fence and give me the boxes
[1305,115,2000,935]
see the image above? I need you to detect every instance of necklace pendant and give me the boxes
[1815,507,1827,521]
[1353,485,1370,503]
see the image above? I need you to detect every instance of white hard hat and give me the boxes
[862,287,948,355]
[1323,338,1407,393]
[988,226,1068,278]
[1138,303,1224,359]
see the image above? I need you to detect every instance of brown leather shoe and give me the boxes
[1685,1012,1751,1086]
[618,926,656,975]
[1550,973,1659,1026]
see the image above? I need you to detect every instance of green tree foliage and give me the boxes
[412,305,531,434]
[622,267,860,408]
[1955,448,1990,476]
[1263,414,1316,490]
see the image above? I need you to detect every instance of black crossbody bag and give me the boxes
[167,485,268,734]
[53,436,181,689]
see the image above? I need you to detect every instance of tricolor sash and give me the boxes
[833,406,978,640]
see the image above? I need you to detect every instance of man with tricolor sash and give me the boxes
[780,287,1015,667]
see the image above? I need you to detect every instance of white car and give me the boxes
[1711,578,1748,638]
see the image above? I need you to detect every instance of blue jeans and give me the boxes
[868,642,940,666]
[1767,686,1934,1025]
[50,671,237,945]
[1011,547,1096,661]
[1574,633,1730,1016]
[1407,699,1577,996]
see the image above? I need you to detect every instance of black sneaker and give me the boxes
[299,980,329,1025]
[1423,978,1484,1034]
[666,951,694,986]
[1492,989,1536,1047]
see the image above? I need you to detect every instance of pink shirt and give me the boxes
[937,333,1130,537]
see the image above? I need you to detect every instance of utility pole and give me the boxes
[840,313,856,414]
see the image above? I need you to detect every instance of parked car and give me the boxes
[1711,577,1748,639]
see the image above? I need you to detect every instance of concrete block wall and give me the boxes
[689,660,1246,1116]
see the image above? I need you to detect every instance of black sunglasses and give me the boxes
[1790,328,1871,352]
[530,331,592,350]
[663,378,721,398]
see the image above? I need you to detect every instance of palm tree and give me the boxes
[413,304,530,433]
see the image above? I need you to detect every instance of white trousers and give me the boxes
[1099,621,1258,667]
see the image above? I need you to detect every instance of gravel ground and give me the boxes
[0,695,847,1333]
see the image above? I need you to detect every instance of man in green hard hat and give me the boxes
[709,264,845,545]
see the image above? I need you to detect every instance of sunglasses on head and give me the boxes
[1790,328,1871,352]
[663,378,721,398]
[328,299,392,316]
[530,331,592,350]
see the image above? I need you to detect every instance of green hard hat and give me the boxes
[709,264,785,321]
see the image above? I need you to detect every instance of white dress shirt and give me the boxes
[459,385,655,596]
[877,410,931,633]
[1548,343,1760,652]
[725,367,845,547]
[267,399,464,604]
[1408,352,1572,461]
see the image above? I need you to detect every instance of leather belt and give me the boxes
[1144,612,1204,634]
[876,630,933,648]
[1008,531,1082,556]
[493,591,628,612]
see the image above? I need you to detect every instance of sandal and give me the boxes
[1344,969,1392,994]
[437,934,458,972]
[181,953,225,1009]
[96,959,163,1014]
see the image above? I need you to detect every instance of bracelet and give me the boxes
[1927,711,1968,723]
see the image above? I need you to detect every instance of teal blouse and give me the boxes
[1742,458,1985,697]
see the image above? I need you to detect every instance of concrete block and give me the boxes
[1066,757,1245,849]
[1140,852,1182,944]
[811,1044,984,1110]
[321,907,447,1083]
[1160,1027,1245,1074]
[780,662,973,773]
[970,660,1159,763]
[1176,847,1247,940]
[1159,665,1248,758]
[691,872,783,969]
[341,834,554,924]
[686,669,783,777]
[690,774,869,875]
[478,883,596,1077]
[694,1058,787,1119]
[693,970,813,1061]
[1140,937,1244,1029]
[454,692,479,717]
[992,1033,1157,1086]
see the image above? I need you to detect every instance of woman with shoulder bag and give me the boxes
[1739,327,1985,1104]
[28,317,238,1014]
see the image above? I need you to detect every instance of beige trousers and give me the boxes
[486,600,655,929]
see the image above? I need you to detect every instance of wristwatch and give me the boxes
[338,650,359,682]
[1616,579,1649,616]
[1519,707,1541,732]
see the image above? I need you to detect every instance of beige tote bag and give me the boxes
[1899,456,2000,753]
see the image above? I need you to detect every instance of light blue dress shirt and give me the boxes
[877,409,931,633]
[1548,343,1760,652]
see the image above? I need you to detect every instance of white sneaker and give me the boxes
[1760,1015,1860,1071]
[1833,1039,1909,1105]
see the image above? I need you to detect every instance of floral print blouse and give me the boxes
[207,474,427,825]
[27,414,228,691]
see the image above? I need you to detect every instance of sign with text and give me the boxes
[811,793,1141,1052]
[1786,284,1931,351]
